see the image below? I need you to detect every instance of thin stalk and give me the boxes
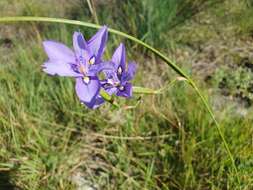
[0,16,240,184]
[86,0,100,25]
[0,17,186,77]
[189,81,239,183]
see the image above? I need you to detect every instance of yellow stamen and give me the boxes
[80,65,86,74]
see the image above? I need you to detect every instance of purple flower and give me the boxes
[101,43,137,98]
[42,26,110,109]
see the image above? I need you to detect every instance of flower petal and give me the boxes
[112,43,126,71]
[73,32,89,56]
[88,26,108,62]
[116,83,132,98]
[122,62,137,81]
[106,87,118,95]
[83,95,105,109]
[89,61,114,76]
[43,41,75,62]
[42,61,81,77]
[75,77,100,104]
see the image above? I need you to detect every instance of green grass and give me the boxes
[0,0,253,189]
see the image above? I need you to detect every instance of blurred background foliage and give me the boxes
[0,0,253,189]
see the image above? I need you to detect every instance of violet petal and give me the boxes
[43,41,75,62]
[75,77,100,104]
[122,62,137,81]
[88,26,108,63]
[43,61,82,77]
[112,43,126,71]
[73,32,89,57]
[89,61,114,76]
[116,83,132,98]
[84,95,105,109]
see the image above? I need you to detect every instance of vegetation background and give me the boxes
[0,0,253,189]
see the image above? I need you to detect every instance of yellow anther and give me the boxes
[80,65,86,74]
[114,82,120,87]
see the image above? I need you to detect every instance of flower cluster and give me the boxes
[42,26,136,109]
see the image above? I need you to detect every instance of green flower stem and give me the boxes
[189,81,239,182]
[0,16,240,184]
[133,86,162,95]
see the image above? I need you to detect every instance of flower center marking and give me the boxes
[89,56,95,65]
[83,76,90,84]
[117,66,122,75]
[119,86,124,91]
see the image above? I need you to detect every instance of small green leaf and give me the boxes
[100,89,112,102]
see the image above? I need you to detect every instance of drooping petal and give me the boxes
[73,32,89,57]
[43,41,75,62]
[93,96,105,109]
[112,43,126,71]
[84,96,105,109]
[75,77,100,104]
[121,62,137,82]
[88,26,108,63]
[116,83,132,98]
[42,61,81,77]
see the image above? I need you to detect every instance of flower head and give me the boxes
[42,26,110,108]
[102,43,137,98]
